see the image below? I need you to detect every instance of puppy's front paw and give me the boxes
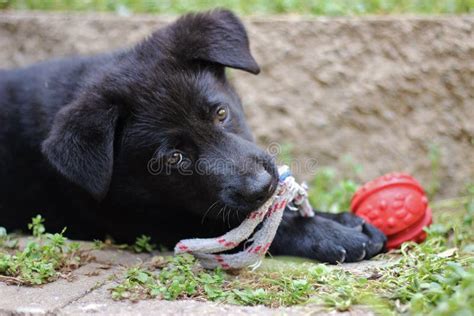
[311,218,386,263]
[271,214,387,264]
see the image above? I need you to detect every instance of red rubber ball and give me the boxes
[351,172,432,249]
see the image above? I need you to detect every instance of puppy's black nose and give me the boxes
[241,169,275,204]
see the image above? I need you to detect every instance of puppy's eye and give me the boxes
[167,151,183,166]
[215,106,228,123]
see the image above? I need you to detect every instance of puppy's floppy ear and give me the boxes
[42,94,118,200]
[166,9,260,74]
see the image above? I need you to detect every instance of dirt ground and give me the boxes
[0,12,473,197]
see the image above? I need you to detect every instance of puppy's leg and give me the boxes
[269,210,386,264]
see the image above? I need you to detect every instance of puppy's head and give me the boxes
[42,10,278,220]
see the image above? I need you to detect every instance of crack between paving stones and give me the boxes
[48,278,110,316]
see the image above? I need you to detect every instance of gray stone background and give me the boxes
[1,12,473,198]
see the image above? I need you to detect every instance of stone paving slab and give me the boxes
[59,282,324,316]
[0,262,114,315]
[60,277,373,316]
[0,246,150,315]
[0,240,388,315]
[61,254,384,316]
[339,257,398,277]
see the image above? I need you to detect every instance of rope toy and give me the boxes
[174,165,314,270]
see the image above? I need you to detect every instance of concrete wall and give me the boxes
[1,12,473,197]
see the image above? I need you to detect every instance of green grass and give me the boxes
[1,0,473,15]
[132,234,156,253]
[306,155,363,213]
[307,167,359,213]
[97,235,159,253]
[0,217,158,285]
[0,215,92,285]
[427,143,443,199]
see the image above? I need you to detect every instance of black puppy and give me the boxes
[0,10,386,264]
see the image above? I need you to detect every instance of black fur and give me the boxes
[0,10,386,263]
